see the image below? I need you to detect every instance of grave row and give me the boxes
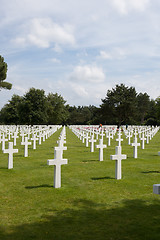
[1,124,160,193]
[47,126,68,188]
[0,125,61,169]
[69,125,160,184]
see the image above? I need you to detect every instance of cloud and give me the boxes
[50,58,61,63]
[111,0,150,14]
[13,85,26,94]
[70,65,105,83]
[70,83,88,97]
[13,18,75,48]
[99,48,127,60]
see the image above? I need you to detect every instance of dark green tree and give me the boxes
[0,94,22,124]
[100,84,137,126]
[0,55,12,90]
[67,105,99,125]
[47,93,69,124]
[155,97,160,125]
[144,99,157,126]
[136,93,150,124]
[19,88,48,125]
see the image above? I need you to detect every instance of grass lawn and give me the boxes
[1,126,160,240]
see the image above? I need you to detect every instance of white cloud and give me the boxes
[70,65,105,83]
[13,85,26,94]
[99,51,113,60]
[99,48,127,60]
[14,18,75,48]
[112,0,150,14]
[50,58,61,63]
[70,83,88,97]
[52,44,63,53]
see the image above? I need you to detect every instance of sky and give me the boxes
[1,0,160,109]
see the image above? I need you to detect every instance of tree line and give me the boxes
[0,55,160,126]
[0,85,160,126]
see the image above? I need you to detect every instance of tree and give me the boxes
[0,94,22,124]
[47,93,69,124]
[136,93,150,124]
[19,88,48,125]
[100,84,137,126]
[155,97,160,125]
[0,55,12,90]
[144,99,157,126]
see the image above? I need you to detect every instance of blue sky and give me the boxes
[1,0,160,109]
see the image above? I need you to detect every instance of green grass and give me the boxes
[1,127,160,240]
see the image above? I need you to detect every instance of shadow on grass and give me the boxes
[141,171,160,174]
[1,198,160,240]
[91,176,114,180]
[82,160,98,163]
[25,184,53,189]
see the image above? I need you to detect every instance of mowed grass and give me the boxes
[1,127,160,240]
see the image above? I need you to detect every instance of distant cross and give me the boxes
[85,132,90,147]
[47,146,68,188]
[3,142,18,169]
[131,136,140,158]
[21,137,31,157]
[31,134,38,149]
[20,131,26,143]
[140,132,146,150]
[12,131,19,146]
[110,146,127,179]
[96,138,107,161]
[89,135,97,152]
[126,131,132,145]
[38,132,43,145]
[116,130,123,146]
[145,131,150,144]
[99,130,105,140]
[82,131,85,143]
[7,131,12,140]
[95,131,99,140]
[1,134,8,151]
[107,131,112,146]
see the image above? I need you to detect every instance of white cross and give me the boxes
[1,134,8,151]
[7,131,12,140]
[145,131,150,144]
[20,131,26,143]
[81,131,85,143]
[99,130,105,140]
[89,135,97,152]
[131,137,140,158]
[110,146,127,179]
[38,132,43,145]
[95,131,99,140]
[12,132,19,146]
[126,131,132,145]
[31,134,38,149]
[96,138,107,161]
[107,132,112,146]
[47,146,68,188]
[85,133,90,147]
[140,132,146,149]
[116,131,123,146]
[3,142,18,169]
[21,137,31,157]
